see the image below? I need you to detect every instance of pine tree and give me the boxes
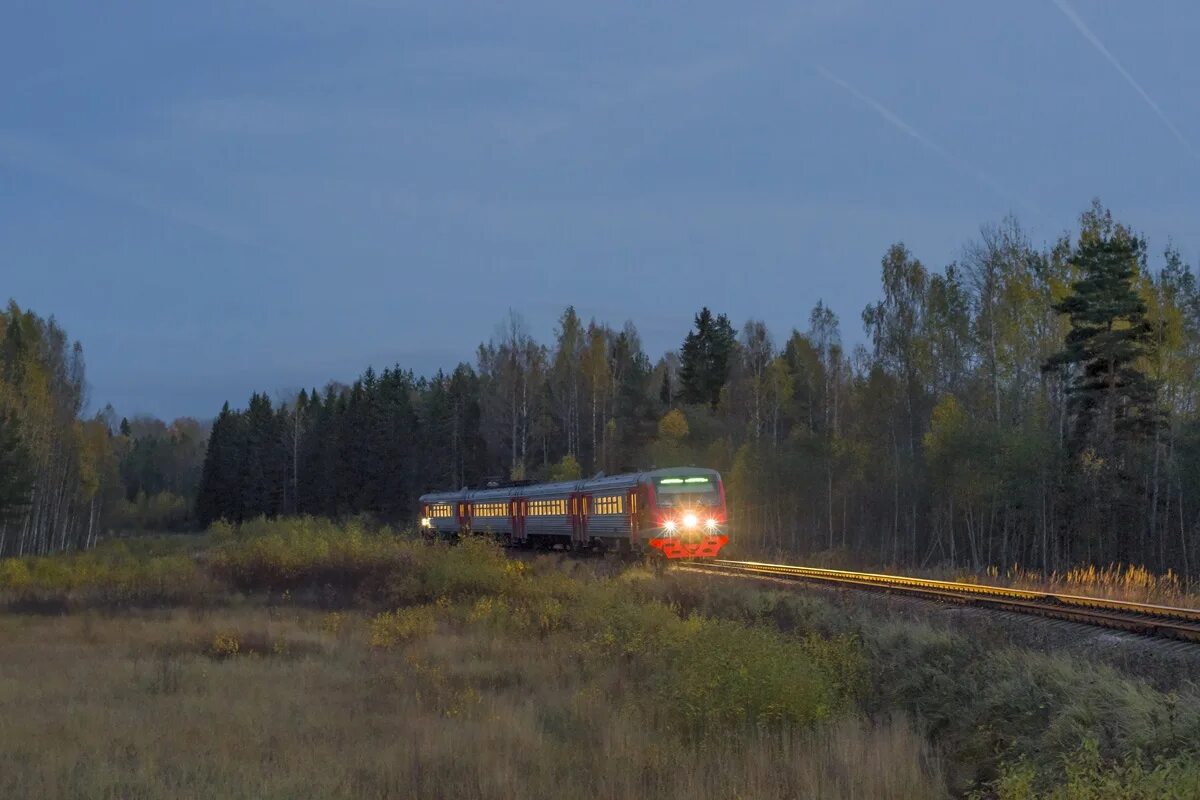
[679,307,736,409]
[1045,206,1159,448]
[1044,204,1161,562]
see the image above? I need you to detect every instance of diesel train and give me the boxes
[418,466,728,559]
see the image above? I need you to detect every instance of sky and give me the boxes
[3,1,1199,420]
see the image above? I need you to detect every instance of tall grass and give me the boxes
[0,590,940,798]
[3,517,1197,797]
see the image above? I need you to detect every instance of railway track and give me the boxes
[685,559,1200,643]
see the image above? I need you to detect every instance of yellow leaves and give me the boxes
[0,558,32,591]
[657,409,689,442]
[321,612,345,636]
[369,606,436,649]
[923,394,968,458]
[1079,447,1106,477]
[209,631,241,659]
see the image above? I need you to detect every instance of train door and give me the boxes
[570,492,589,547]
[510,498,527,544]
[457,500,471,535]
[626,487,640,545]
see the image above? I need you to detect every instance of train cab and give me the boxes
[640,468,728,559]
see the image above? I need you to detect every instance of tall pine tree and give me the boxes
[1044,204,1160,562]
[679,307,736,409]
[1045,206,1159,449]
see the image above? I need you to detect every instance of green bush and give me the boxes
[568,585,863,732]
[649,572,1200,792]
[989,739,1200,799]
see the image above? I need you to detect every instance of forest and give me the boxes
[6,201,1200,576]
[0,302,206,555]
[192,202,1200,578]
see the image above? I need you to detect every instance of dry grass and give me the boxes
[786,548,1198,608]
[0,607,946,800]
[6,521,1195,798]
[997,563,1191,607]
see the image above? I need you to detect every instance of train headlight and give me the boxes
[682,513,699,529]
[420,517,432,528]
[706,518,718,530]
[662,519,677,534]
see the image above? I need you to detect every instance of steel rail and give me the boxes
[685,559,1200,643]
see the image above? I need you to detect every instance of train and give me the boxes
[418,466,729,559]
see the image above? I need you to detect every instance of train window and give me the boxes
[528,499,567,516]
[429,504,453,518]
[473,502,507,517]
[593,495,623,515]
[654,476,719,507]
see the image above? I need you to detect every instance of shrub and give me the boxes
[573,586,864,732]
[0,546,212,609]
[988,739,1200,799]
[369,606,437,648]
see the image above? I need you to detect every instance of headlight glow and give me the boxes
[706,518,718,529]
[663,519,677,533]
[420,517,432,528]
[683,513,699,529]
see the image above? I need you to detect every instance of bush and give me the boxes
[369,606,437,648]
[0,544,212,609]
[208,516,417,593]
[577,590,863,731]
[988,740,1200,799]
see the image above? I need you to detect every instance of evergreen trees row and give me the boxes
[197,202,1200,577]
[197,368,474,525]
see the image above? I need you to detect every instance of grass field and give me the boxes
[1,519,1198,799]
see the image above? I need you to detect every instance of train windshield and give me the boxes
[654,476,720,507]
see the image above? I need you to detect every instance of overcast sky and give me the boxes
[4,1,1199,420]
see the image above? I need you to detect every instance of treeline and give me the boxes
[199,202,1200,577]
[110,415,207,532]
[0,302,207,555]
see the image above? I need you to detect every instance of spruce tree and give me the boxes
[679,307,736,409]
[197,403,244,525]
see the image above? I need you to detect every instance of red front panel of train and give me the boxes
[647,534,729,559]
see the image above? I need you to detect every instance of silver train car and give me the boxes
[418,466,729,559]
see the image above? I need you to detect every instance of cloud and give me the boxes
[816,66,1032,212]
[1050,0,1197,159]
